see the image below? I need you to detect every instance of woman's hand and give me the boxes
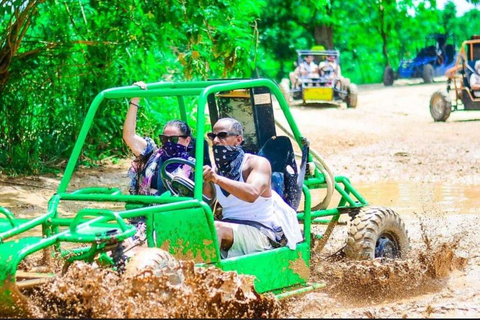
[133,81,147,90]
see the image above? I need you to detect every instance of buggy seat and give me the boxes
[258,136,309,211]
[464,60,476,88]
[463,60,480,99]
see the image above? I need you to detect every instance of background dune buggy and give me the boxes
[429,35,480,122]
[281,50,358,108]
[383,33,457,86]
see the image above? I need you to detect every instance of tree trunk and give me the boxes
[0,0,44,89]
[379,1,390,67]
[313,25,334,50]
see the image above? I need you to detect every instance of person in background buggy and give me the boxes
[318,55,341,81]
[470,60,480,98]
[289,54,319,89]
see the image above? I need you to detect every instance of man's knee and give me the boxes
[215,221,234,250]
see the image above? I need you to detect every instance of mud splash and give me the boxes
[309,238,467,304]
[310,212,467,303]
[284,237,469,318]
[7,256,281,318]
[281,211,470,318]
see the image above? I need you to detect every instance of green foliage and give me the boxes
[1,0,479,175]
[0,0,261,175]
[257,0,480,85]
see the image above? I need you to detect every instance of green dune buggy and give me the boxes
[0,78,409,316]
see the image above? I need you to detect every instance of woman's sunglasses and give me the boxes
[206,131,238,141]
[159,134,188,145]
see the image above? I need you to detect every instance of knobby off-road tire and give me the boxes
[383,66,394,86]
[345,206,409,260]
[423,64,434,83]
[125,247,184,287]
[345,83,358,108]
[429,90,452,122]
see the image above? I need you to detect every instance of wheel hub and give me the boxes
[375,236,398,260]
[432,97,444,113]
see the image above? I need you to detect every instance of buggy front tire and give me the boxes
[125,247,184,288]
[430,90,452,122]
[345,206,409,260]
[383,66,394,86]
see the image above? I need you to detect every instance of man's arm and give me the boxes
[335,64,342,78]
[299,62,309,77]
[202,177,215,199]
[203,156,272,203]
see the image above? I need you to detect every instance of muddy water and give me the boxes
[354,181,480,215]
[1,176,478,318]
[18,259,281,318]
[286,181,480,318]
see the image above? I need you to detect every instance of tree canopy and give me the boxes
[1,0,479,175]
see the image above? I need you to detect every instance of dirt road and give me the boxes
[280,79,480,318]
[1,79,480,318]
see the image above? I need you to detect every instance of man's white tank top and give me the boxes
[214,155,277,227]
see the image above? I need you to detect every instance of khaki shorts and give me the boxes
[222,223,273,259]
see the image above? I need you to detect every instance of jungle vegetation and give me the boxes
[1,0,479,175]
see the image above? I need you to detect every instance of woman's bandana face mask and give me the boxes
[213,145,244,196]
[161,141,190,156]
[161,141,192,171]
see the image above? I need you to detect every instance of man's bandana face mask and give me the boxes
[213,145,244,196]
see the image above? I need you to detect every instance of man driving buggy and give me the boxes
[470,60,480,98]
[318,55,341,80]
[202,117,303,259]
[289,54,319,90]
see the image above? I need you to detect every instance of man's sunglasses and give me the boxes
[206,131,238,141]
[159,134,188,145]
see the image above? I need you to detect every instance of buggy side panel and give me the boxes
[154,206,221,264]
[219,242,310,293]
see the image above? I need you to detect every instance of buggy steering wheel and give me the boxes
[160,158,216,207]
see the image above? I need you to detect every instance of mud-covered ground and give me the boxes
[1,78,480,318]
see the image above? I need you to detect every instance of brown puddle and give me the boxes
[280,214,472,317]
[353,181,480,215]
[281,181,478,317]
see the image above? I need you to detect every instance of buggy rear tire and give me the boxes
[423,64,434,83]
[345,206,409,260]
[345,83,358,108]
[279,78,293,104]
[429,90,452,122]
[383,66,394,86]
